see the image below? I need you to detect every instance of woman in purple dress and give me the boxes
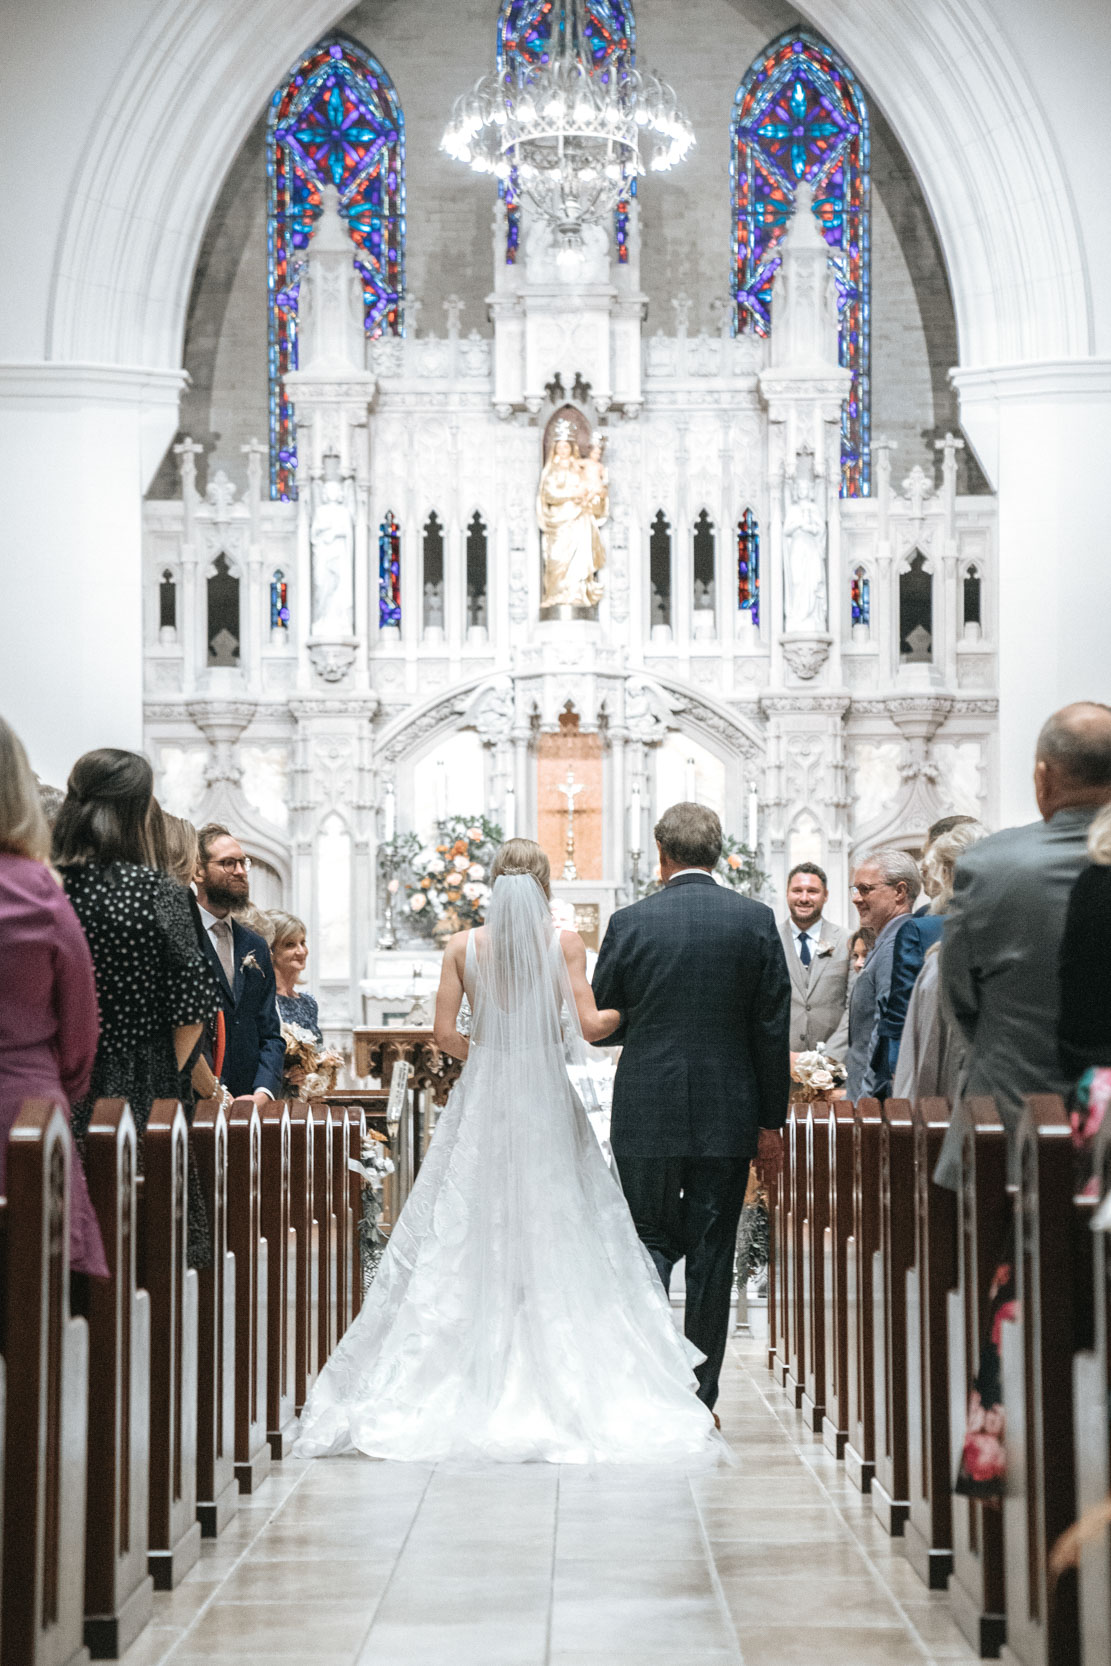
[0,718,108,1276]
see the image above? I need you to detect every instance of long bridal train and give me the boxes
[294,876,724,1465]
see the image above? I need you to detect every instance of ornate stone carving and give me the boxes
[309,641,357,683]
[781,635,832,680]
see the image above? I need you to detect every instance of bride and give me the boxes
[294,838,723,1464]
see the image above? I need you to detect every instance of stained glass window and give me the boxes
[850,564,870,631]
[270,569,289,631]
[267,36,405,500]
[496,1,636,264]
[379,512,402,628]
[732,31,870,496]
[159,570,177,635]
[737,509,760,625]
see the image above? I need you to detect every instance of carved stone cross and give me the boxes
[559,767,584,881]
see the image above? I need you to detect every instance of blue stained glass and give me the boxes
[267,35,405,500]
[738,509,760,626]
[732,31,870,497]
[379,513,402,628]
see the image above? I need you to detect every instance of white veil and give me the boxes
[471,874,589,1065]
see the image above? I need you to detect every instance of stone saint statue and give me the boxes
[538,424,606,609]
[782,471,828,634]
[310,477,355,637]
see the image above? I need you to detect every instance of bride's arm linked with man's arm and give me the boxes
[560,929,622,1043]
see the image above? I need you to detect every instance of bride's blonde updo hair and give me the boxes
[491,838,551,899]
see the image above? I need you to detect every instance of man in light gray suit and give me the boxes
[941,702,1111,1169]
[779,862,851,1060]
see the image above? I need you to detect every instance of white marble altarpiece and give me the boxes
[144,185,997,1050]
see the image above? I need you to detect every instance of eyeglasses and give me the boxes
[211,856,252,873]
[851,880,892,898]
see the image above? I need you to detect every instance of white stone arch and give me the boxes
[45,0,1089,390]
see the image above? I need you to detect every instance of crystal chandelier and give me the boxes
[441,0,694,253]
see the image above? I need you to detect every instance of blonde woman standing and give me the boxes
[0,717,108,1276]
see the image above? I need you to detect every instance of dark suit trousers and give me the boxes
[614,1153,750,1410]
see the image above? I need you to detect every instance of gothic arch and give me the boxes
[45,0,1090,393]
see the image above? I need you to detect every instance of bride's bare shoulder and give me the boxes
[558,928,586,964]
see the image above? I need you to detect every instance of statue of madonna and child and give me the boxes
[538,422,609,611]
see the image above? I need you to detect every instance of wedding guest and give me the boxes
[894,820,988,1119]
[265,910,323,1042]
[943,702,1111,1173]
[0,718,108,1277]
[1058,801,1111,1083]
[845,848,921,1101]
[778,862,851,1059]
[150,803,199,887]
[873,819,988,1094]
[52,746,220,1264]
[192,825,283,1106]
[848,927,874,974]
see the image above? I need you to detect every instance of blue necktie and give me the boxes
[798,930,811,968]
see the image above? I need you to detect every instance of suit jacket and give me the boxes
[591,873,791,1160]
[192,896,284,1100]
[846,911,908,1101]
[942,807,1099,1140]
[1059,861,1111,1081]
[778,917,850,1057]
[870,913,945,1093]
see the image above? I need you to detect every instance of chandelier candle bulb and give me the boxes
[748,784,759,852]
[504,786,517,840]
[629,782,642,857]
[383,781,396,843]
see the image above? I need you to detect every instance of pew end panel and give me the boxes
[190,1100,238,1539]
[226,1101,271,1495]
[903,1097,958,1593]
[259,1103,297,1461]
[287,1105,320,1416]
[2,1101,91,1666]
[845,1098,882,1495]
[82,1100,154,1658]
[801,1099,831,1435]
[870,1098,915,1538]
[1073,1118,1111,1666]
[311,1106,339,1371]
[139,1101,201,1592]
[822,1099,855,1460]
[784,1103,808,1411]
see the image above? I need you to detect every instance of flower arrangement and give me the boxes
[351,1130,396,1289]
[406,814,503,941]
[790,1044,848,1102]
[280,1022,345,1101]
[714,833,768,897]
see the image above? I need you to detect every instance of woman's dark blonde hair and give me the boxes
[151,809,199,887]
[265,910,308,952]
[491,838,551,899]
[0,716,52,863]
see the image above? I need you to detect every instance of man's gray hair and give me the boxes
[1036,702,1111,788]
[866,846,923,905]
[654,802,722,869]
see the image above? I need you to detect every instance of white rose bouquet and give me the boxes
[405,813,502,941]
[790,1044,848,1102]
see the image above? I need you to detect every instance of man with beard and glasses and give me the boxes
[192,823,283,1107]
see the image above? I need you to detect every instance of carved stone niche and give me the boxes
[781,634,832,681]
[309,639,357,684]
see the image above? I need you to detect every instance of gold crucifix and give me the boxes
[558,767,583,880]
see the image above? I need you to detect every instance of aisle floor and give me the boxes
[121,1327,982,1666]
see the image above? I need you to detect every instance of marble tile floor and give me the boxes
[120,1332,981,1666]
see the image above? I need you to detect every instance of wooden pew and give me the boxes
[766,1131,779,1373]
[903,1096,958,1591]
[191,1099,238,1537]
[1,1102,90,1666]
[287,1103,319,1414]
[81,1100,153,1657]
[329,1103,354,1339]
[784,1102,808,1410]
[226,1099,270,1493]
[800,1098,830,1434]
[821,1098,855,1458]
[311,1105,339,1369]
[1073,1122,1111,1663]
[871,1096,916,1535]
[772,1108,793,1389]
[345,1107,369,1314]
[946,1097,1008,1658]
[139,1100,200,1590]
[259,1101,297,1458]
[845,1097,882,1494]
[999,1095,1091,1666]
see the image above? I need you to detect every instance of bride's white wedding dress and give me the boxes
[294,873,723,1465]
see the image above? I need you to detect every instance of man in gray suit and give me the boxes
[779,862,851,1060]
[845,849,922,1100]
[941,702,1111,1162]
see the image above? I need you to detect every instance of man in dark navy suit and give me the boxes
[592,802,791,1413]
[192,824,283,1105]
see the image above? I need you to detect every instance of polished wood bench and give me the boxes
[191,1098,237,1538]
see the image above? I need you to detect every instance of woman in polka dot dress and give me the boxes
[54,749,220,1266]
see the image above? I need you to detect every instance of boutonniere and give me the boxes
[814,942,834,959]
[240,952,261,975]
